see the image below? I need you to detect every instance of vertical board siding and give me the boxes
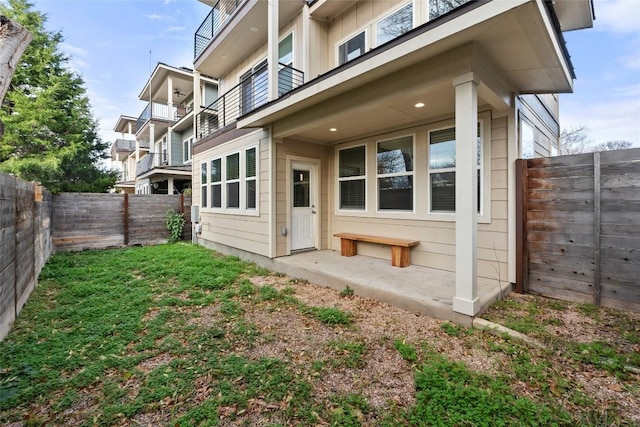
[0,174,53,341]
[521,148,640,312]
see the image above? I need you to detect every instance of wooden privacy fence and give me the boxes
[0,174,53,341]
[53,193,192,251]
[516,148,640,312]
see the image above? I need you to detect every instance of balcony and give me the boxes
[195,0,245,60]
[194,0,304,77]
[196,62,303,140]
[137,152,168,177]
[136,102,185,133]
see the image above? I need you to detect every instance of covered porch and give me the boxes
[267,249,509,325]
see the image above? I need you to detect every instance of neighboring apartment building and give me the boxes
[111,63,218,194]
[190,0,594,316]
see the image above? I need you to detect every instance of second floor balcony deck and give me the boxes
[136,102,189,134]
[196,62,303,140]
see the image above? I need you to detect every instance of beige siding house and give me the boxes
[191,0,594,317]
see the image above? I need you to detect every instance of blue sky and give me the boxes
[24,0,640,148]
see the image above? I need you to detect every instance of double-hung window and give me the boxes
[210,158,222,208]
[246,148,257,209]
[376,3,413,46]
[183,137,192,163]
[429,124,482,212]
[338,31,366,65]
[201,162,208,208]
[338,145,366,210]
[377,136,414,211]
[226,153,240,209]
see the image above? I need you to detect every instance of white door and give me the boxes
[291,162,316,251]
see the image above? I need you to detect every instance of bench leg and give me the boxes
[340,239,357,257]
[391,246,410,267]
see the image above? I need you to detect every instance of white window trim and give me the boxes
[333,112,492,223]
[336,28,368,66]
[183,136,193,164]
[201,145,259,216]
[336,143,368,213]
[375,1,414,47]
[375,134,416,214]
[210,157,222,209]
[427,116,491,221]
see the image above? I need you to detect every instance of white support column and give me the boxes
[150,123,156,160]
[193,70,202,138]
[267,0,279,101]
[168,178,174,195]
[452,72,480,316]
[507,105,517,284]
[167,77,174,114]
[135,140,140,163]
[127,121,132,135]
[302,4,310,78]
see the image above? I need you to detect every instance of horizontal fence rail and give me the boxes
[517,148,640,312]
[196,62,303,140]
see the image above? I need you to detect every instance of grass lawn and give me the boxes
[0,244,638,426]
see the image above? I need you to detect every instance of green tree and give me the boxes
[0,0,117,192]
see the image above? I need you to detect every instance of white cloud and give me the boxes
[562,96,640,146]
[165,26,187,33]
[144,13,173,21]
[60,42,88,57]
[594,0,640,35]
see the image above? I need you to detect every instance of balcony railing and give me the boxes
[136,152,168,176]
[194,0,245,59]
[196,62,304,140]
[136,102,182,131]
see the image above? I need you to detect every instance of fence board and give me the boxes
[520,149,640,312]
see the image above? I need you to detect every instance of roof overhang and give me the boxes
[137,167,192,181]
[139,63,195,103]
[237,0,574,144]
[113,115,138,133]
[553,0,594,31]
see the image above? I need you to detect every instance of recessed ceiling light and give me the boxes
[250,26,258,32]
[414,102,425,108]
[329,128,337,132]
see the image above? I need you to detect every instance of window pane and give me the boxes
[339,146,366,178]
[339,31,365,65]
[293,169,310,207]
[211,158,221,183]
[521,121,535,159]
[377,3,413,45]
[377,136,413,174]
[201,162,207,184]
[378,176,413,210]
[430,128,456,169]
[201,185,208,208]
[227,153,239,180]
[246,148,256,178]
[279,33,293,64]
[431,171,455,212]
[340,179,365,210]
[246,180,256,209]
[227,182,240,208]
[212,184,221,208]
[430,0,470,20]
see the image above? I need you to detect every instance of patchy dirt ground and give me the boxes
[3,267,639,426]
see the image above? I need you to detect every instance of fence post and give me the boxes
[593,152,601,306]
[515,159,528,293]
[180,193,185,214]
[123,193,129,246]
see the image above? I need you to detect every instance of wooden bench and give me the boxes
[333,233,420,268]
